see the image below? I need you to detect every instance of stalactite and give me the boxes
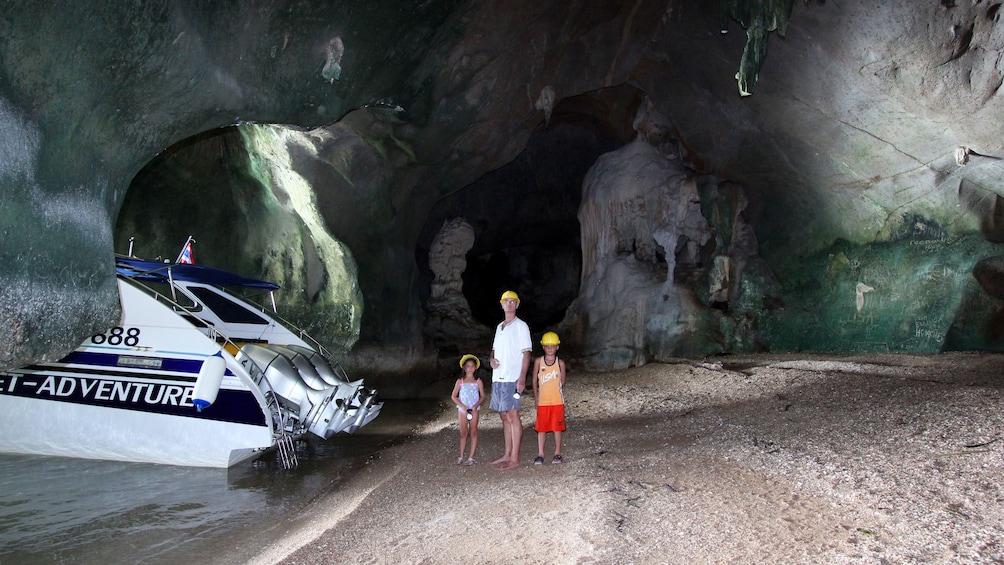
[720,0,796,96]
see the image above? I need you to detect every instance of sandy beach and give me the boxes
[244,353,1004,564]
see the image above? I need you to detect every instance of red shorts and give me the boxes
[535,404,566,433]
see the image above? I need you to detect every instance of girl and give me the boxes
[450,354,485,465]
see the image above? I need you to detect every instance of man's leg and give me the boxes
[491,411,512,465]
[499,408,522,470]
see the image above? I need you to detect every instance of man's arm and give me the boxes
[518,350,531,392]
[531,356,541,400]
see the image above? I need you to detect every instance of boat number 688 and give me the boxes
[91,327,141,346]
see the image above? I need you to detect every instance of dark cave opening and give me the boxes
[416,85,644,332]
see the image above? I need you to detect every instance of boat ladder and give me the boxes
[276,433,298,469]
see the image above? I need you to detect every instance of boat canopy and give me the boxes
[116,256,281,291]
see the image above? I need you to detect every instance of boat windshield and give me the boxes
[139,281,201,312]
[188,287,270,325]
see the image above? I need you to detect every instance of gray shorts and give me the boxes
[490,381,520,412]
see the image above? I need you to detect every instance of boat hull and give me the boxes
[0,394,271,468]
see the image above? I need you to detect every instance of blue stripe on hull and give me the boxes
[0,368,267,428]
[57,350,208,374]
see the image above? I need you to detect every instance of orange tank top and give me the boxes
[537,358,563,406]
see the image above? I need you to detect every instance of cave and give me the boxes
[4,0,1004,385]
[416,86,641,332]
[8,3,1004,560]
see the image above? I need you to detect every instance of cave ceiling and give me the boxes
[2,0,1004,372]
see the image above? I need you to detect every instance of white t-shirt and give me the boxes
[491,317,532,383]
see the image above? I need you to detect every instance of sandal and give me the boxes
[533,456,545,465]
[455,457,464,465]
[552,455,563,464]
[464,458,476,466]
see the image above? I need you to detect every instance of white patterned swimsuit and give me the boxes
[458,381,480,412]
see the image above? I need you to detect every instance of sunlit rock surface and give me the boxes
[3,1,1004,377]
[117,126,365,350]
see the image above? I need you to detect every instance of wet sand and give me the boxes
[245,353,1004,564]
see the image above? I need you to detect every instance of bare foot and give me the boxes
[497,460,519,471]
[490,456,509,465]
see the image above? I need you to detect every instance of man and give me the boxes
[489,290,532,470]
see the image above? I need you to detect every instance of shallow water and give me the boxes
[0,400,443,565]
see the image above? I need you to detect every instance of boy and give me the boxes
[532,331,567,464]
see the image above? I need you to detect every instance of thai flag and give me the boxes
[177,237,195,264]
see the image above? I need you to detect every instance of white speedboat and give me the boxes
[0,255,382,468]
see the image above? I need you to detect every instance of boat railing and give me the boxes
[264,312,354,382]
[120,267,354,384]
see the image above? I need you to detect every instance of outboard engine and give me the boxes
[238,344,362,439]
[240,344,317,414]
[268,345,331,391]
[285,344,349,386]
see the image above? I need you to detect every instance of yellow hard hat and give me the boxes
[540,331,560,345]
[459,354,480,369]
[499,290,520,306]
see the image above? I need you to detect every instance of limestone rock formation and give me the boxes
[424,218,489,345]
[562,100,761,368]
[429,218,475,301]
